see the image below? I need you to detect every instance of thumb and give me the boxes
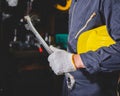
[50,45,61,52]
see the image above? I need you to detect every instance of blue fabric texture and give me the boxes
[63,0,120,96]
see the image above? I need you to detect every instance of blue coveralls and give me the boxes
[62,0,120,96]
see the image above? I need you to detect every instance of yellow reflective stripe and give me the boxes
[77,25,116,54]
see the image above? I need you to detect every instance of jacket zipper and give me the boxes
[75,12,96,39]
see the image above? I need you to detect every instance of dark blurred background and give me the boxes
[0,0,68,96]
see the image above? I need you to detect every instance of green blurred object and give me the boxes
[55,34,68,49]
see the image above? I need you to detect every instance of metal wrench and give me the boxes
[24,15,53,54]
[24,15,75,89]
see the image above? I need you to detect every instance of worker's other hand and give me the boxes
[48,46,76,75]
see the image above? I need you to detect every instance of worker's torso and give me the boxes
[68,0,104,53]
[65,0,119,96]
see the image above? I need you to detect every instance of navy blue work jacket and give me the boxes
[63,0,120,96]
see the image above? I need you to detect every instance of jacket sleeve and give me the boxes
[80,0,120,74]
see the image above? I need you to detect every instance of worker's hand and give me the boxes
[48,46,76,75]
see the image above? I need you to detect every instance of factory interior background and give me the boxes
[0,0,69,96]
[0,0,120,96]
